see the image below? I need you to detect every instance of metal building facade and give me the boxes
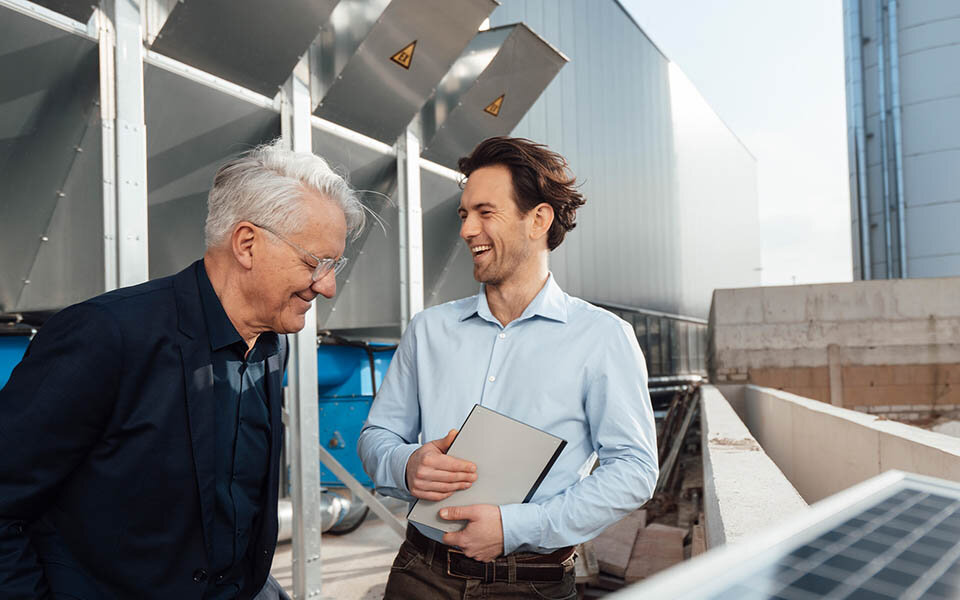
[489,0,761,318]
[844,0,960,280]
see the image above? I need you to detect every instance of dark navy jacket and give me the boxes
[0,260,286,599]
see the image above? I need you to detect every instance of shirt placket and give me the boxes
[479,323,512,408]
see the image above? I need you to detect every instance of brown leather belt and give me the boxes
[405,524,575,583]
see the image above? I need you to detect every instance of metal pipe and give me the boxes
[876,0,893,278]
[888,0,908,277]
[846,0,872,279]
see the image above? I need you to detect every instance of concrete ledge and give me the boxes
[734,385,960,503]
[700,385,807,549]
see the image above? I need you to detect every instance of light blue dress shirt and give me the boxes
[357,274,659,555]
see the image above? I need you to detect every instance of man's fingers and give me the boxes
[438,505,477,522]
[434,429,459,453]
[410,477,471,493]
[417,464,477,484]
[424,453,477,475]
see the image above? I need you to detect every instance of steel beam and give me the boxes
[397,128,424,331]
[107,0,149,287]
[282,54,324,600]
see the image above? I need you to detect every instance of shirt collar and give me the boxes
[459,273,568,325]
[197,262,245,351]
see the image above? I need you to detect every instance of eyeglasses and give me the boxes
[251,223,348,281]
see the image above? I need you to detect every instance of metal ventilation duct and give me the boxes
[143,57,281,280]
[312,0,498,144]
[419,24,568,169]
[29,0,95,25]
[146,0,338,97]
[0,6,103,313]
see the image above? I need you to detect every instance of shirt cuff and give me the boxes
[499,503,543,555]
[391,443,420,495]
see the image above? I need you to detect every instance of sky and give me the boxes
[621,0,854,286]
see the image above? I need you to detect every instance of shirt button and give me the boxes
[498,333,506,339]
[193,568,208,583]
[488,375,496,382]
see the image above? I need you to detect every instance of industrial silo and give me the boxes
[843,0,960,279]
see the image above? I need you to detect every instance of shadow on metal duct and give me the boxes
[144,57,281,280]
[146,0,338,98]
[418,24,568,169]
[312,0,498,144]
[0,6,103,313]
[29,0,94,25]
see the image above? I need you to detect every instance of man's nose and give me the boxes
[312,271,337,299]
[460,215,479,241]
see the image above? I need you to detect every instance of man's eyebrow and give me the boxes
[459,202,496,212]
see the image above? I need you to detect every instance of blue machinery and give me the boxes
[316,340,396,488]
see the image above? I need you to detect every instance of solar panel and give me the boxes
[613,471,960,600]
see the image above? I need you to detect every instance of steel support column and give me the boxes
[397,128,424,331]
[282,54,323,600]
[888,0,907,278]
[845,0,872,280]
[106,0,149,287]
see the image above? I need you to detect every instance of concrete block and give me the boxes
[728,373,748,382]
[594,510,646,578]
[624,524,685,583]
[702,387,807,548]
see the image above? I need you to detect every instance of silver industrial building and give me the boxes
[843,0,960,280]
[0,0,760,596]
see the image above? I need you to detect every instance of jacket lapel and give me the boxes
[173,261,217,558]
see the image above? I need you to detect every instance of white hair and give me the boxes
[204,139,366,248]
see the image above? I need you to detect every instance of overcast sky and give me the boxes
[621,0,854,286]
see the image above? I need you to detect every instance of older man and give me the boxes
[0,140,364,599]
[359,136,658,599]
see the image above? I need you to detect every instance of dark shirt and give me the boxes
[197,264,278,599]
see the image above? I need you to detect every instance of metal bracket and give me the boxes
[317,444,407,539]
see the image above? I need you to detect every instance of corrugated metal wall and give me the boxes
[845,0,960,279]
[489,0,759,317]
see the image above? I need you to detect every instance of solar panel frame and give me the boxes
[612,471,960,600]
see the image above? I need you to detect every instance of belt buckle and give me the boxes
[446,549,470,580]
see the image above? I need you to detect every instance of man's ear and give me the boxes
[530,203,554,244]
[232,222,257,270]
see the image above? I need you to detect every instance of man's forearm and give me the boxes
[357,426,420,501]
[0,520,49,599]
[499,453,658,554]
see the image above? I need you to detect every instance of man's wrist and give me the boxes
[392,443,421,496]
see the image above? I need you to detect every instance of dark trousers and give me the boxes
[383,534,576,600]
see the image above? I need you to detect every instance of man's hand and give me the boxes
[405,429,477,501]
[440,504,504,562]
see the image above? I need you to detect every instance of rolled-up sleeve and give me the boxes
[499,318,659,554]
[357,315,423,501]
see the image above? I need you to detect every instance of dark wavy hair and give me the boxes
[457,136,586,251]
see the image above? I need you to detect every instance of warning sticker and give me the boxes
[390,41,417,69]
[484,94,505,117]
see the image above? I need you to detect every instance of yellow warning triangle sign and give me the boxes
[484,94,505,117]
[390,40,416,69]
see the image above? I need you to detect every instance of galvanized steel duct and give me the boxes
[887,0,907,278]
[876,0,892,278]
[845,0,872,279]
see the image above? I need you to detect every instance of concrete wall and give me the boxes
[709,278,960,417]
[732,385,960,503]
[700,386,807,548]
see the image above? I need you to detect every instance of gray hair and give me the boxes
[204,139,366,248]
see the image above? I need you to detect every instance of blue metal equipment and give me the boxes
[316,341,396,488]
[0,334,31,388]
